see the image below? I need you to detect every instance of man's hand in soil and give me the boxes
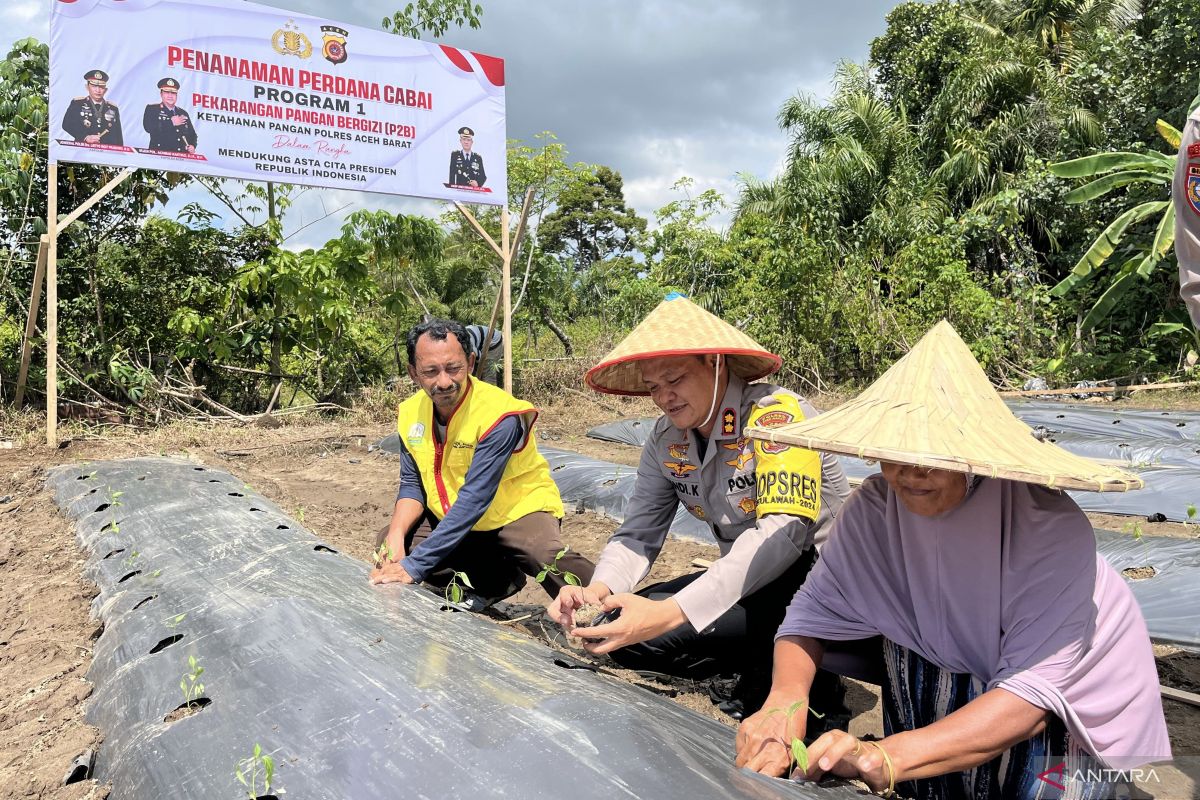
[734,692,804,776]
[369,561,415,585]
[548,581,611,627]
[571,593,686,655]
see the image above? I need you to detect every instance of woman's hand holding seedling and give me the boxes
[801,729,890,792]
[571,593,687,655]
[734,692,807,776]
[548,581,612,627]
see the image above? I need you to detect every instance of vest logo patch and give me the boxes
[406,422,425,446]
[667,442,689,460]
[737,497,757,515]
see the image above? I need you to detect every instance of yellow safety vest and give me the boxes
[395,377,563,529]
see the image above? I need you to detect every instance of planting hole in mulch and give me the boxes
[149,634,184,654]
[163,697,211,723]
[1122,566,1157,580]
[102,548,125,559]
[132,594,157,610]
[118,570,141,583]
[94,502,111,513]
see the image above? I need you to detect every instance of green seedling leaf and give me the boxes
[564,571,581,586]
[448,583,463,604]
[1187,504,1197,521]
[458,572,474,589]
[555,547,568,560]
[262,754,274,789]
[536,568,549,583]
[791,738,809,774]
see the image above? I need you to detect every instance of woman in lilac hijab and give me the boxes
[736,322,1171,799]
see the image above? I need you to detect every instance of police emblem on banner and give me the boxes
[272,20,313,59]
[322,25,349,64]
[1188,165,1200,217]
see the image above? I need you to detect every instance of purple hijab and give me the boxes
[779,474,1170,769]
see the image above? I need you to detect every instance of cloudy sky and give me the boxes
[5,0,898,246]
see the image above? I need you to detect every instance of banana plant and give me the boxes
[1049,80,1200,331]
[1047,124,1177,331]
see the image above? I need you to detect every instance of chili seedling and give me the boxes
[372,542,395,568]
[122,550,140,568]
[164,613,187,630]
[235,742,275,799]
[295,506,306,523]
[180,654,205,708]
[764,699,825,777]
[536,547,581,587]
[444,571,474,604]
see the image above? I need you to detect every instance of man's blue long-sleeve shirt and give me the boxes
[396,415,524,582]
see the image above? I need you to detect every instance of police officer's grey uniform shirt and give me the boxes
[1175,106,1200,328]
[590,376,850,631]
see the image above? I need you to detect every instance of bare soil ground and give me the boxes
[2,390,1199,798]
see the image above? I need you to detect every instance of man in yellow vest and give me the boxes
[369,319,594,605]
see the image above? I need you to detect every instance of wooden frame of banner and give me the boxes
[22,163,136,446]
[453,186,535,393]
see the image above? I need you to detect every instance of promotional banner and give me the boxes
[49,0,507,204]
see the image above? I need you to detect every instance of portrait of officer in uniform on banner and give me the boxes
[142,77,198,154]
[62,69,123,146]
[447,126,487,188]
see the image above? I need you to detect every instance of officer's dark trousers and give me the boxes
[376,511,594,601]
[606,546,844,717]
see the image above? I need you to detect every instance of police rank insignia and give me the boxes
[321,25,348,64]
[723,438,753,470]
[721,407,736,436]
[1188,165,1200,217]
[272,20,313,59]
[663,460,698,479]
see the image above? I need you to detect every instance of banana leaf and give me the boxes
[1157,119,1182,150]
[1051,200,1169,296]
[1152,202,1176,259]
[1081,255,1146,330]
[1062,170,1167,204]
[1049,152,1171,178]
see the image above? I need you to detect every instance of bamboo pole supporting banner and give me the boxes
[501,205,512,392]
[475,189,534,382]
[452,200,504,259]
[14,235,49,406]
[57,167,134,230]
[46,163,58,447]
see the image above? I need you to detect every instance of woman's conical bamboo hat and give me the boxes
[585,294,781,395]
[746,320,1142,492]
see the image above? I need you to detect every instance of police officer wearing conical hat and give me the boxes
[62,69,123,146]
[448,125,486,188]
[143,77,197,154]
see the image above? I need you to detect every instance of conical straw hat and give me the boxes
[586,294,781,395]
[746,320,1142,492]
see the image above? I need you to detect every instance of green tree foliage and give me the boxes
[382,0,483,39]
